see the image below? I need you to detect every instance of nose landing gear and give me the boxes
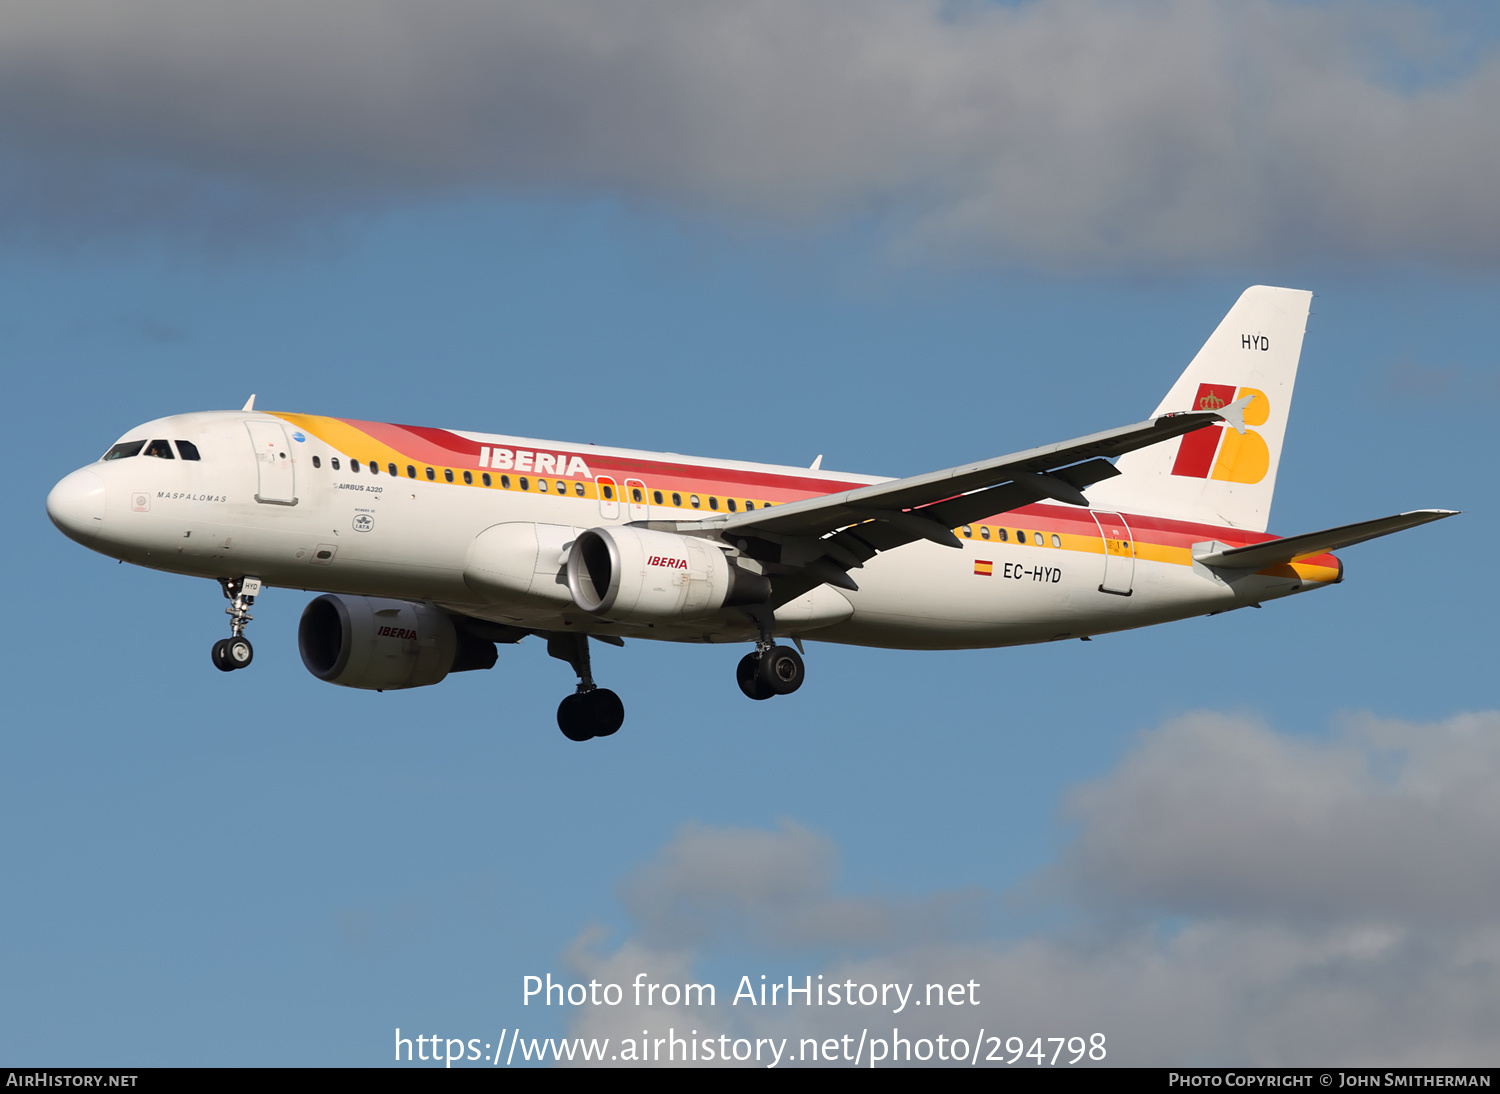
[211,577,261,673]
[548,633,624,742]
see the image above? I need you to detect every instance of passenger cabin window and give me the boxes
[538,479,548,492]
[444,469,454,483]
[369,462,379,475]
[672,493,682,507]
[407,465,416,479]
[996,528,1007,542]
[175,440,201,461]
[709,497,719,510]
[727,498,737,512]
[1052,534,1061,548]
[519,477,529,490]
[332,458,341,471]
[144,439,174,459]
[601,484,614,500]
[351,460,361,473]
[632,487,643,503]
[463,471,473,485]
[573,483,584,497]
[653,491,663,504]
[980,526,991,540]
[746,501,755,511]
[501,475,511,489]
[104,441,145,461]
[425,467,435,480]
[482,473,492,487]
[962,525,972,538]
[690,495,700,508]
[388,463,397,476]
[556,481,565,494]
[312,455,322,469]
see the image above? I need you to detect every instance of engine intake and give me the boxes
[565,526,770,623]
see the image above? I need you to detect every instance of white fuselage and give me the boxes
[48,410,1334,653]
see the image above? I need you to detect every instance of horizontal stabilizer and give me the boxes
[1194,509,1458,570]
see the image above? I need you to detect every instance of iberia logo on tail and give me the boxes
[1171,383,1270,483]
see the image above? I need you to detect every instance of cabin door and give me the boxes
[1091,511,1135,595]
[245,421,297,505]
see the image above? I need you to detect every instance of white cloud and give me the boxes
[1059,711,1500,924]
[559,712,1500,1065]
[2,1,1499,266]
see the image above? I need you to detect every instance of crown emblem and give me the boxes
[1197,391,1226,410]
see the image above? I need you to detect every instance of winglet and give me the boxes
[242,394,257,412]
[809,455,823,471]
[1216,393,1253,435]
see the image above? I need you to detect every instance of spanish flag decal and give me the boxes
[974,560,993,576]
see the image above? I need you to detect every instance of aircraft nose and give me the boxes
[47,468,106,543]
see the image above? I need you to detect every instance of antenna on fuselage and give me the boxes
[241,394,256,412]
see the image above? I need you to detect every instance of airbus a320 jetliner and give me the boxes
[48,287,1453,741]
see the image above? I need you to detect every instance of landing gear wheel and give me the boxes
[557,689,625,741]
[226,636,253,669]
[211,639,234,672]
[557,694,594,741]
[737,653,775,700]
[582,689,624,737]
[756,645,804,696]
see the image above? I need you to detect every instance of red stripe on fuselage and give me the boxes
[332,417,870,494]
[326,417,1331,566]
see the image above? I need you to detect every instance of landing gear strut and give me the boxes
[548,633,624,742]
[211,577,261,673]
[736,617,805,700]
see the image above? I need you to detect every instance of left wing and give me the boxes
[640,412,1223,605]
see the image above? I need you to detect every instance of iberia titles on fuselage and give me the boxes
[46,287,1456,742]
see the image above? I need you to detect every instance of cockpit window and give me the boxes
[143,439,175,459]
[103,440,145,461]
[175,440,201,461]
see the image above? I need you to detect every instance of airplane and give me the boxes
[46,286,1454,741]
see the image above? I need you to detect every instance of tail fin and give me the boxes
[1089,285,1312,532]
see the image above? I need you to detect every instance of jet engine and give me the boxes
[565,526,770,623]
[297,594,497,691]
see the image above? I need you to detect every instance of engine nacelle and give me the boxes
[298,594,497,691]
[565,526,770,623]
[464,522,581,605]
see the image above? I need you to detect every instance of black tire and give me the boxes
[756,645,804,696]
[583,689,625,737]
[211,639,234,672]
[557,693,595,742]
[737,653,775,700]
[226,636,254,670]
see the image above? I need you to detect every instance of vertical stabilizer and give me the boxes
[1087,286,1312,532]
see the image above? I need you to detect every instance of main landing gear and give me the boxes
[211,577,261,673]
[548,634,624,742]
[736,638,805,701]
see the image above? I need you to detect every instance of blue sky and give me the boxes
[4,1,1498,1067]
